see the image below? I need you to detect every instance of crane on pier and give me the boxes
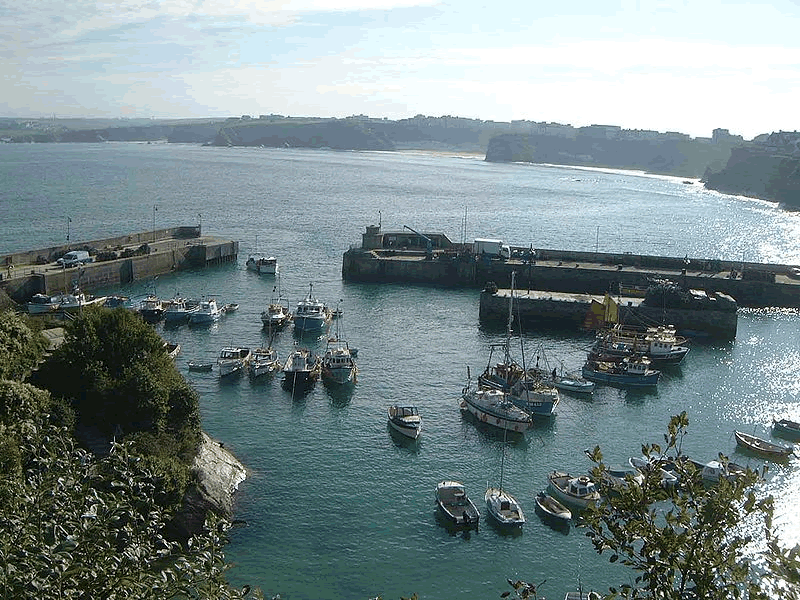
[403,225,433,259]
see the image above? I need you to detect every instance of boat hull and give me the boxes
[534,491,572,524]
[581,364,660,387]
[460,389,531,433]
[773,418,800,441]
[734,430,794,459]
[387,406,421,439]
[293,315,329,333]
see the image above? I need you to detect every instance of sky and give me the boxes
[2,0,800,140]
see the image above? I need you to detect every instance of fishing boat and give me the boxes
[293,283,331,335]
[534,491,572,524]
[321,306,357,384]
[246,254,277,275]
[772,418,800,441]
[734,430,795,460]
[591,324,690,365]
[551,372,595,394]
[188,297,223,324]
[435,480,480,528]
[249,347,282,378]
[163,296,200,324]
[138,295,165,322]
[485,430,525,528]
[547,471,601,510]
[26,293,58,314]
[387,405,421,439]
[475,273,559,418]
[581,355,660,388]
[260,274,292,329]
[217,346,252,377]
[282,347,321,389]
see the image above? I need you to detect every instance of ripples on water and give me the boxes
[2,144,799,599]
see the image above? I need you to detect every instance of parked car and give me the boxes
[56,250,93,267]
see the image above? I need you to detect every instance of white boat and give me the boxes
[387,405,421,439]
[485,435,525,528]
[217,346,251,377]
[282,347,321,389]
[293,283,331,334]
[547,471,601,510]
[189,298,222,324]
[249,347,282,378]
[628,455,679,488]
[435,480,480,528]
[163,296,200,324]
[246,253,278,275]
[163,341,181,359]
[534,491,572,524]
[485,486,526,527]
[26,293,58,314]
[36,288,108,314]
[598,464,645,492]
[321,308,357,384]
[460,388,532,433]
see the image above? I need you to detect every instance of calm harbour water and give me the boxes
[2,143,799,600]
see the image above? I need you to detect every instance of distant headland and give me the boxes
[2,114,798,209]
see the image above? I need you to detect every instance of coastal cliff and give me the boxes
[703,140,800,209]
[485,132,734,178]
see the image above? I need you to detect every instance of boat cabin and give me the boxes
[568,476,597,497]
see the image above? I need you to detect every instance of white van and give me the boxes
[57,250,92,268]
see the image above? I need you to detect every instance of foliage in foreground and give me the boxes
[0,309,48,381]
[581,412,800,600]
[0,405,260,599]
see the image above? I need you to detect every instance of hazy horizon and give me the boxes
[3,0,800,140]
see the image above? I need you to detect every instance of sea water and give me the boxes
[1,143,799,599]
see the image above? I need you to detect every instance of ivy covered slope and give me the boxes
[0,309,260,599]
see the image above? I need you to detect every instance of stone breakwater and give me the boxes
[0,227,238,303]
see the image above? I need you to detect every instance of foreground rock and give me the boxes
[170,431,247,540]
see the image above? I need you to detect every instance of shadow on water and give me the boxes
[324,381,354,407]
[387,424,421,452]
[434,509,479,539]
[459,410,531,448]
[485,514,525,538]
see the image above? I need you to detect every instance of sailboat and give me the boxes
[476,272,559,418]
[485,430,526,527]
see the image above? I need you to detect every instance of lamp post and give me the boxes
[198,213,202,236]
[67,216,71,246]
[152,205,157,243]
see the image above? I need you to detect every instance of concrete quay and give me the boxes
[0,226,238,303]
[479,288,739,340]
[342,225,800,309]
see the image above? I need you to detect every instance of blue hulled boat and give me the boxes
[581,355,660,388]
[293,283,331,334]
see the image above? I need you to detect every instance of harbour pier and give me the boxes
[342,224,800,309]
[341,224,800,339]
[0,226,238,303]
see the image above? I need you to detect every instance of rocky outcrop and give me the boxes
[703,147,800,208]
[170,431,247,540]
